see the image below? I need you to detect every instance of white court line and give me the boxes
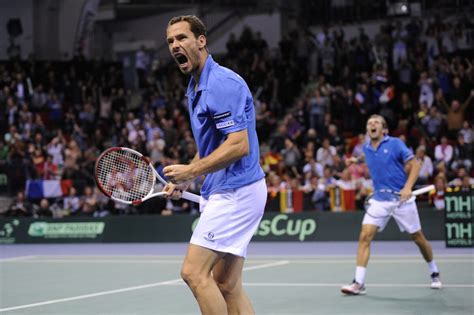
[282,259,474,264]
[0,256,37,262]
[9,254,472,260]
[242,283,474,288]
[139,282,474,289]
[5,258,472,264]
[242,260,289,271]
[2,259,290,265]
[0,278,182,313]
[12,259,184,264]
[0,260,288,313]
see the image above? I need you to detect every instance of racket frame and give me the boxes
[95,147,200,205]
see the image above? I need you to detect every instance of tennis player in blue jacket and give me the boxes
[163,15,266,314]
[341,114,441,295]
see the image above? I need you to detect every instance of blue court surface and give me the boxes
[0,241,473,314]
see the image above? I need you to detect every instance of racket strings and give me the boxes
[96,149,154,202]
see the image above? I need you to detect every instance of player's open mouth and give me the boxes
[174,53,189,68]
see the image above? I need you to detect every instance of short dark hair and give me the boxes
[168,15,207,39]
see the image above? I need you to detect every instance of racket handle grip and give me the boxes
[413,184,435,196]
[182,191,201,203]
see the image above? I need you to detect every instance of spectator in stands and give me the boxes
[135,45,150,89]
[451,133,472,172]
[32,148,46,178]
[441,90,474,138]
[167,197,192,215]
[434,136,454,169]
[46,92,63,127]
[35,198,53,218]
[313,166,336,211]
[421,106,444,140]
[225,33,240,59]
[269,124,287,153]
[458,120,473,148]
[448,166,474,187]
[31,84,47,112]
[354,177,371,211]
[283,113,304,142]
[459,175,474,192]
[266,171,282,197]
[147,130,166,164]
[418,71,434,108]
[5,191,32,217]
[346,155,366,181]
[327,124,344,154]
[416,146,434,185]
[308,88,328,132]
[63,186,81,216]
[302,154,324,179]
[336,168,356,191]
[302,173,318,192]
[92,186,111,218]
[316,138,337,167]
[47,134,65,168]
[430,175,447,211]
[281,137,302,178]
[42,154,59,180]
[255,101,276,142]
[301,139,316,161]
[64,139,82,165]
[79,186,98,216]
[301,128,322,150]
[393,35,407,70]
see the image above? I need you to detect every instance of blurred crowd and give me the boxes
[1,14,473,218]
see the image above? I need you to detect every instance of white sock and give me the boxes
[428,260,439,274]
[355,266,366,284]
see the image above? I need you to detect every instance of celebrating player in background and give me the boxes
[163,15,266,314]
[341,115,441,295]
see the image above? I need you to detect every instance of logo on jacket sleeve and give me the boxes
[213,111,231,120]
[216,120,235,129]
[213,111,234,129]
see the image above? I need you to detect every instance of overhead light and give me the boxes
[387,2,410,16]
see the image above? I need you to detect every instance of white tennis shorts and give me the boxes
[362,197,421,234]
[190,178,267,258]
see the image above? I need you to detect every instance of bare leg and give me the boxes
[341,224,379,293]
[410,230,434,262]
[213,254,254,315]
[356,224,379,267]
[181,244,227,315]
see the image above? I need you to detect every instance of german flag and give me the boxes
[329,187,356,211]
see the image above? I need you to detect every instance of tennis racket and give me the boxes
[95,147,201,205]
[364,184,435,213]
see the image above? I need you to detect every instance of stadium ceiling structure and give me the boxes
[98,0,273,20]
